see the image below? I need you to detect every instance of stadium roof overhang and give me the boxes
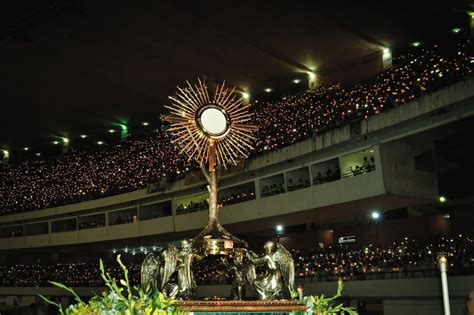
[0,0,470,146]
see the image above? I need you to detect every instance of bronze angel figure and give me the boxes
[221,248,250,300]
[245,241,295,300]
[141,239,201,300]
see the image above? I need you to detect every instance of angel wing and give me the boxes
[273,243,295,290]
[141,253,159,291]
[244,263,257,285]
[159,244,179,288]
[141,245,179,291]
[244,250,257,285]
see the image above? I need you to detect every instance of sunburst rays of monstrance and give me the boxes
[162,79,257,255]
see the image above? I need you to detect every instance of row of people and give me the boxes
[261,183,285,197]
[313,167,341,185]
[0,235,472,287]
[218,190,256,207]
[287,178,311,191]
[78,220,105,230]
[176,200,209,215]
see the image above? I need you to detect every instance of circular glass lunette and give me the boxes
[196,105,230,138]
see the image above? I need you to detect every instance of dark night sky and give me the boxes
[0,0,471,148]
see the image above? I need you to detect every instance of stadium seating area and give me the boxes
[1,235,472,287]
[0,38,472,216]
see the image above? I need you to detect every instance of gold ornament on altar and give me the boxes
[162,79,257,256]
[163,79,256,167]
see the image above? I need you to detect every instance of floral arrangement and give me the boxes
[290,279,358,315]
[38,255,184,315]
[38,254,357,315]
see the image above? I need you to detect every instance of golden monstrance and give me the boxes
[163,79,257,255]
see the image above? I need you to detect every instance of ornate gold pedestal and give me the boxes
[177,300,307,313]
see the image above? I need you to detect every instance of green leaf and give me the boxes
[48,281,84,305]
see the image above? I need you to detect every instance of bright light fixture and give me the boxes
[264,88,272,93]
[451,27,461,33]
[52,140,60,145]
[306,71,316,79]
[276,224,284,232]
[197,106,229,137]
[23,147,30,151]
[108,129,116,133]
[80,134,87,139]
[293,79,301,84]
[439,195,447,203]
[412,42,421,47]
[142,122,149,126]
[97,141,104,145]
[371,211,380,220]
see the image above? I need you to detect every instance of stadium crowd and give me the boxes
[0,39,473,215]
[176,200,209,215]
[0,235,472,287]
[218,190,256,207]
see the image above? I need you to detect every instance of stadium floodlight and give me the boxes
[113,123,129,139]
[371,211,381,220]
[382,47,392,69]
[264,88,272,93]
[439,195,447,203]
[306,71,316,80]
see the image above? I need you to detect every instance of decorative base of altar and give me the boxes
[177,300,306,314]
